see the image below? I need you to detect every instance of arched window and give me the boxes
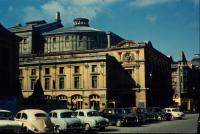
[45,95,52,100]
[71,95,83,109]
[89,94,100,110]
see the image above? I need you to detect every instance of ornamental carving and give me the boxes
[123,52,134,62]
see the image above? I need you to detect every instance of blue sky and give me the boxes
[0,0,199,61]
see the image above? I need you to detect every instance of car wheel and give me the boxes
[99,127,105,131]
[85,123,91,131]
[171,115,175,120]
[116,120,122,127]
[20,126,29,133]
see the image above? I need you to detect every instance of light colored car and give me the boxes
[15,109,55,133]
[73,109,109,131]
[49,109,84,132]
[163,108,185,119]
[0,109,22,133]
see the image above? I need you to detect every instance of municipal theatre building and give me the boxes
[9,12,173,110]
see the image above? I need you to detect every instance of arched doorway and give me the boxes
[89,94,100,110]
[57,95,67,100]
[71,95,83,109]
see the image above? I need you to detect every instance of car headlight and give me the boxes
[105,118,109,123]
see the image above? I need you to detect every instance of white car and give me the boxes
[163,108,185,119]
[0,109,22,133]
[73,109,109,131]
[49,109,84,132]
[15,109,55,133]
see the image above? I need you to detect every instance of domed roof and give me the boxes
[44,18,102,35]
[191,54,200,67]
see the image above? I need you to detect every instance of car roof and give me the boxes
[0,109,12,113]
[75,109,97,112]
[49,109,73,113]
[17,109,47,114]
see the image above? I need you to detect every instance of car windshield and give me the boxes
[35,113,47,117]
[87,111,100,116]
[172,108,180,112]
[124,109,132,114]
[71,112,78,117]
[0,111,13,120]
[60,112,73,118]
[137,108,147,113]
[147,108,161,112]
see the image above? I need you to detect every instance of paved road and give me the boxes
[98,113,198,133]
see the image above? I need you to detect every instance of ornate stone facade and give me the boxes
[9,14,172,110]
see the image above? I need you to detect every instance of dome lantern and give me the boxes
[73,18,89,27]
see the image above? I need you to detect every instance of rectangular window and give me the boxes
[31,79,36,90]
[92,76,97,88]
[19,69,23,76]
[31,69,36,75]
[59,77,64,89]
[92,65,97,72]
[45,68,50,75]
[74,77,80,89]
[74,66,79,73]
[45,78,50,90]
[59,67,64,74]
[19,79,23,90]
[53,37,56,43]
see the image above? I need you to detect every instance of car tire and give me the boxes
[85,123,91,131]
[116,120,122,127]
[99,126,105,131]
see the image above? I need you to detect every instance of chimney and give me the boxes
[55,12,61,22]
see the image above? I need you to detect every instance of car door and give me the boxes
[77,111,85,124]
[49,112,60,126]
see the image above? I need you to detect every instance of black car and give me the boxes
[100,108,143,127]
[147,107,172,121]
[197,113,200,133]
[136,107,158,122]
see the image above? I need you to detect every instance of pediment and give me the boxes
[116,40,139,48]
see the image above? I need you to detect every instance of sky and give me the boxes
[0,0,199,61]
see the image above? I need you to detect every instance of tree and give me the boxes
[29,79,44,100]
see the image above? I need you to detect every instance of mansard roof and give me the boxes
[8,20,63,33]
[0,23,21,41]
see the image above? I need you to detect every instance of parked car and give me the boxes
[49,109,84,132]
[197,113,200,133]
[73,109,109,131]
[15,109,56,133]
[146,107,172,121]
[0,109,22,133]
[163,108,185,120]
[100,108,144,127]
[136,107,157,122]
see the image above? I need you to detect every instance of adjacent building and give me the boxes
[171,52,200,111]
[0,24,22,98]
[9,13,173,110]
[0,23,22,111]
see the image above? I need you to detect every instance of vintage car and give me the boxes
[100,108,144,127]
[146,107,172,121]
[0,109,22,133]
[136,107,158,122]
[197,113,200,133]
[49,109,84,132]
[15,109,56,133]
[163,108,185,120]
[73,109,109,131]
